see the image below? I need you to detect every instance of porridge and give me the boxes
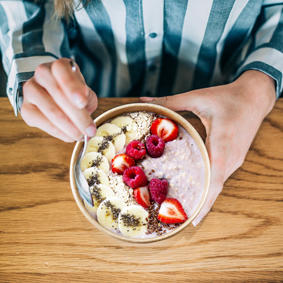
[79,111,205,238]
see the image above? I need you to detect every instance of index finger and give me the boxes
[51,58,89,109]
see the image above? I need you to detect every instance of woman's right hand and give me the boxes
[21,58,98,142]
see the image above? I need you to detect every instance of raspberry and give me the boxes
[148,178,168,204]
[146,135,165,158]
[123,166,148,189]
[126,140,146,160]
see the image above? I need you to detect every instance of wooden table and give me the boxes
[0,97,282,282]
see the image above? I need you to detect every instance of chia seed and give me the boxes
[91,155,103,168]
[104,200,121,220]
[103,130,124,144]
[121,126,127,133]
[98,140,110,153]
[104,135,114,143]
[120,213,142,228]
[87,173,101,186]
[90,185,104,204]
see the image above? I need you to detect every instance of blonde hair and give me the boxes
[53,0,90,20]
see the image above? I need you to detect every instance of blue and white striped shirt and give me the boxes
[0,0,282,115]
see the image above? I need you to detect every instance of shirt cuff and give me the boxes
[232,47,283,99]
[7,55,58,115]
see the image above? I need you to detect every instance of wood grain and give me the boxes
[0,97,283,282]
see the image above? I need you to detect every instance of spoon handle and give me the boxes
[70,55,76,72]
[71,55,93,206]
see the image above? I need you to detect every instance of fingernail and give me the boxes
[140,97,154,102]
[85,124,96,137]
[192,217,200,227]
[73,94,85,109]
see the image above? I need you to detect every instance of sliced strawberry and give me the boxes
[158,198,188,224]
[134,186,151,208]
[111,154,135,175]
[151,118,178,143]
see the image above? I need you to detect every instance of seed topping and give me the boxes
[121,126,127,133]
[87,173,100,186]
[120,213,143,227]
[98,140,110,153]
[104,200,121,220]
[91,155,103,168]
[90,185,104,204]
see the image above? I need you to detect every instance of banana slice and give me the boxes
[111,116,138,144]
[85,136,115,163]
[88,184,115,214]
[97,196,127,232]
[83,167,109,187]
[80,152,109,173]
[84,185,115,218]
[118,205,148,238]
[96,123,126,152]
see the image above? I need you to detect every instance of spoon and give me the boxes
[74,135,93,207]
[71,56,93,207]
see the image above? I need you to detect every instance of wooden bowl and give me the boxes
[70,103,210,243]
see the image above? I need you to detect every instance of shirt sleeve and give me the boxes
[0,0,71,115]
[233,2,283,99]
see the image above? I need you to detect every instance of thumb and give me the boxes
[140,92,200,113]
[191,179,223,226]
[192,134,226,226]
[192,151,224,226]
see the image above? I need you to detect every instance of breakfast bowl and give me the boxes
[70,103,210,243]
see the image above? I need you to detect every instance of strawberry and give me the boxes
[158,198,188,224]
[134,186,151,208]
[151,118,179,143]
[111,154,135,175]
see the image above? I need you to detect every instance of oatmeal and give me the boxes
[80,111,205,238]
[141,126,204,217]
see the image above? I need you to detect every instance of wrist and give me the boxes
[232,70,276,118]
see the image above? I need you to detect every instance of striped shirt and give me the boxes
[0,0,282,115]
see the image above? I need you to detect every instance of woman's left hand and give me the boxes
[141,70,276,225]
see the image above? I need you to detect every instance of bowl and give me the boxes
[70,103,210,243]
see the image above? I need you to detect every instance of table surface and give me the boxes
[0,97,283,282]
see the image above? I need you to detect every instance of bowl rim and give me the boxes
[70,103,210,243]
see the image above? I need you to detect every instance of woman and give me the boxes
[0,0,282,225]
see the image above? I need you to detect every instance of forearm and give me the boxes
[0,0,68,115]
[232,70,276,120]
[233,4,283,100]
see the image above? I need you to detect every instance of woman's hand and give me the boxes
[21,58,98,142]
[141,70,276,225]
